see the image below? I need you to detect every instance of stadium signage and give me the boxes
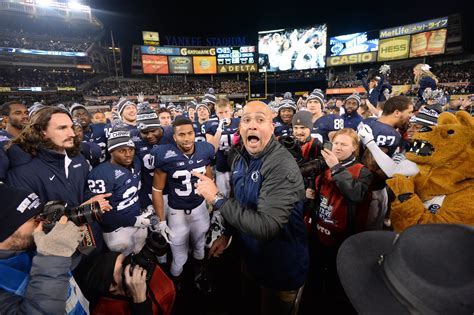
[218,64,258,73]
[163,36,247,46]
[377,36,410,61]
[180,47,216,56]
[379,17,448,39]
[141,46,180,55]
[326,51,377,66]
[57,87,77,91]
[143,31,160,46]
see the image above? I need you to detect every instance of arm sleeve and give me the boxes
[365,141,419,177]
[130,298,153,315]
[331,165,373,203]
[219,163,305,241]
[0,255,72,315]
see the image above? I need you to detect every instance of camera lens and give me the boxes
[65,201,102,225]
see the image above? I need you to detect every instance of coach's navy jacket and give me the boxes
[218,137,309,290]
[7,146,89,207]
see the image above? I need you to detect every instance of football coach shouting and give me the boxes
[194,101,308,315]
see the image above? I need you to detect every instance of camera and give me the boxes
[122,230,169,282]
[279,135,328,177]
[39,200,102,231]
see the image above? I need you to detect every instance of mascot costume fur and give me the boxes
[387,111,474,232]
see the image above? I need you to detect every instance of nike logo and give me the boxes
[49,175,55,181]
[197,159,203,163]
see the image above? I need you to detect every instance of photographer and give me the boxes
[75,250,175,315]
[0,183,87,315]
[303,128,372,313]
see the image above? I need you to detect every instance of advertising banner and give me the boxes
[142,31,160,45]
[141,46,180,55]
[379,17,448,39]
[0,87,11,92]
[57,87,77,91]
[168,56,193,74]
[180,47,216,56]
[192,56,217,74]
[142,55,169,74]
[326,87,366,95]
[377,35,410,61]
[218,64,258,73]
[409,29,447,57]
[326,51,377,66]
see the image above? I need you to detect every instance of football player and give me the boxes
[205,98,239,197]
[152,118,215,286]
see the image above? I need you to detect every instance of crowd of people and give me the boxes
[0,68,95,88]
[0,28,93,52]
[0,61,472,315]
[85,78,247,97]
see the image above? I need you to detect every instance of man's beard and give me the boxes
[11,120,26,130]
[9,231,35,251]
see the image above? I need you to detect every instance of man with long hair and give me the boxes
[6,106,111,251]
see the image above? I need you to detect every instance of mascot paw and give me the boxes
[387,174,415,198]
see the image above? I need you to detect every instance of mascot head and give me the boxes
[407,111,473,172]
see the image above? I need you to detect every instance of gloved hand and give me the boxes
[134,207,155,228]
[217,118,229,132]
[357,123,375,146]
[33,216,84,257]
[155,220,174,244]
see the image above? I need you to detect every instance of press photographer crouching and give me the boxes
[74,232,175,315]
[0,183,87,315]
[301,128,373,314]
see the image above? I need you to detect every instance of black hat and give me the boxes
[107,127,135,153]
[136,103,161,131]
[116,98,136,118]
[74,251,121,303]
[278,92,296,112]
[292,110,313,129]
[306,88,326,106]
[69,103,87,114]
[337,224,474,315]
[203,88,217,105]
[0,183,43,242]
[411,105,441,126]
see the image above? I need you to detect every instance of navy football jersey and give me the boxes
[87,159,142,232]
[362,118,401,157]
[83,123,111,162]
[273,117,292,138]
[0,130,12,148]
[153,142,215,210]
[205,118,239,172]
[133,129,173,208]
[80,141,101,169]
[193,120,208,142]
[312,114,344,142]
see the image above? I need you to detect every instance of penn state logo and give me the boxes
[428,204,441,214]
[251,171,260,182]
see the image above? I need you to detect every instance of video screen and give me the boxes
[329,31,379,56]
[142,55,169,74]
[258,24,327,72]
[409,29,447,57]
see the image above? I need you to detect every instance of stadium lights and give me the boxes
[36,0,52,7]
[68,0,83,10]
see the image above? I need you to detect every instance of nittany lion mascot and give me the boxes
[387,110,474,232]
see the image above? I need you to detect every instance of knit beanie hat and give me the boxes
[278,92,297,113]
[0,183,43,242]
[411,105,441,126]
[196,102,210,114]
[203,88,217,105]
[136,102,160,132]
[345,92,361,107]
[306,88,326,106]
[69,103,87,114]
[116,98,136,118]
[107,125,135,152]
[292,110,313,130]
[167,102,176,111]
